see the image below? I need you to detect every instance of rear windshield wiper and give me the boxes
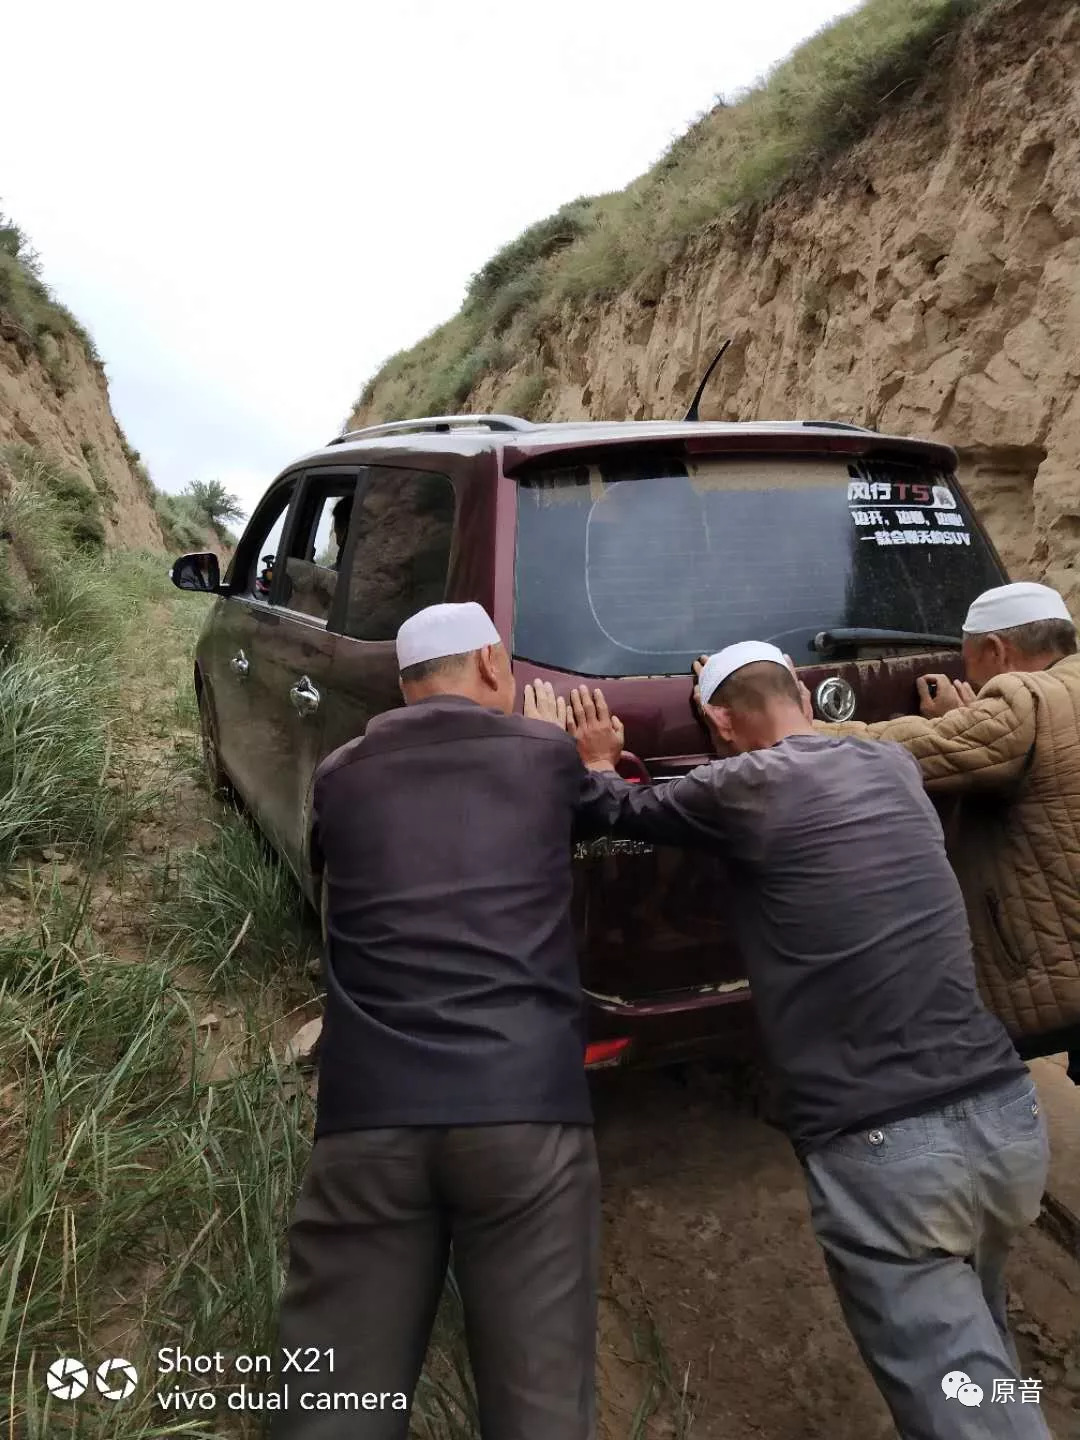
[812,628,962,657]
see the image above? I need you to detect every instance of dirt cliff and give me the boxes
[0,282,163,552]
[354,0,1080,609]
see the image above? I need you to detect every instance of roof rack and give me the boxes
[800,419,873,432]
[327,414,536,446]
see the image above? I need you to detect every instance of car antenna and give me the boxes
[683,339,732,422]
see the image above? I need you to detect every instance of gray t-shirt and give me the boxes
[580,733,1023,1155]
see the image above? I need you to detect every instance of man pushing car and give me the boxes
[528,644,1050,1440]
[806,580,1080,1086]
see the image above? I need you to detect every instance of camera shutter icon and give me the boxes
[96,1359,139,1401]
[46,1357,89,1401]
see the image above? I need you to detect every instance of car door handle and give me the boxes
[230,650,249,677]
[290,676,320,717]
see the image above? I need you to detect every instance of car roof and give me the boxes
[285,415,959,473]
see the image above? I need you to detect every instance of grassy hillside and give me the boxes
[353,0,991,424]
[154,479,240,554]
[1,210,228,559]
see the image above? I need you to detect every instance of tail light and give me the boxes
[584,1037,632,1069]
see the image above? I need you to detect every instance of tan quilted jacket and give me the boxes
[822,654,1080,1040]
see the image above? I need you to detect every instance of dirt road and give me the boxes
[592,1063,1080,1439]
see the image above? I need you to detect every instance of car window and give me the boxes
[341,468,456,641]
[231,480,296,600]
[276,479,357,624]
[512,455,1003,675]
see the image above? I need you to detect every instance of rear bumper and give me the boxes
[584,985,760,1070]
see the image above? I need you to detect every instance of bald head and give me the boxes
[701,658,812,755]
[713,661,803,713]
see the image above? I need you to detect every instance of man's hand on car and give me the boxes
[917,674,977,718]
[523,680,568,731]
[566,686,624,772]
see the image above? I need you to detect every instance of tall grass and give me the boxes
[552,0,987,304]
[1,444,110,650]
[0,640,119,866]
[0,463,312,1436]
[0,901,313,1439]
[155,818,315,993]
[0,449,180,870]
[0,440,486,1438]
[153,488,224,553]
[353,0,994,423]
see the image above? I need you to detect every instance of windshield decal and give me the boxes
[847,479,957,508]
[847,478,970,549]
[865,528,971,547]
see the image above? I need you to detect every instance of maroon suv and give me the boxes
[171,414,1008,1069]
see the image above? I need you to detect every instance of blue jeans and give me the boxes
[804,1074,1051,1440]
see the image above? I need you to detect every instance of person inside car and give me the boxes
[808,580,1080,1086]
[530,646,1049,1440]
[273,601,603,1440]
[330,492,352,569]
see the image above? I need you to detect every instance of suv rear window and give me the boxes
[513,454,1003,674]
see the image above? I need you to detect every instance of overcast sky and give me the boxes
[5,0,860,519]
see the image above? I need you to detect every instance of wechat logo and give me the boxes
[942,1371,983,1407]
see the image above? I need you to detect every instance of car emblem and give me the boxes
[814,676,857,722]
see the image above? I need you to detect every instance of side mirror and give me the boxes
[170,551,221,593]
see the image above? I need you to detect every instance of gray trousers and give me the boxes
[269,1123,600,1440]
[804,1073,1051,1440]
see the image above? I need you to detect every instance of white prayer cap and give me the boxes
[698,641,789,705]
[396,602,502,671]
[962,581,1072,635]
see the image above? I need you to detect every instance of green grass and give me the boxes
[117,430,158,511]
[500,369,548,421]
[353,0,993,423]
[153,481,239,554]
[0,444,111,651]
[551,0,987,305]
[154,489,213,552]
[0,900,314,1440]
[154,818,316,993]
[629,1310,696,1440]
[0,440,486,1437]
[0,450,192,868]
[80,443,119,519]
[0,474,313,1437]
[0,638,122,867]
